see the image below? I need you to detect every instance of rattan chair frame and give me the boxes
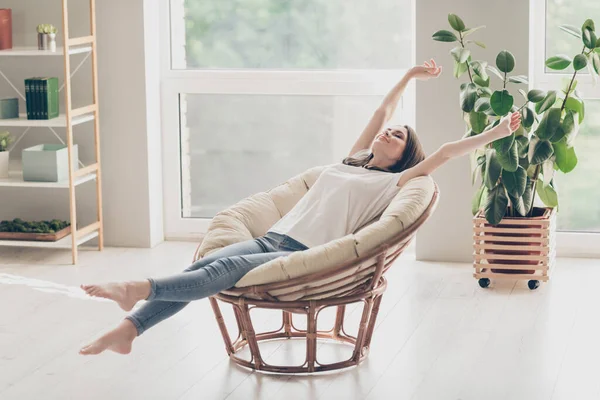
[194,184,439,373]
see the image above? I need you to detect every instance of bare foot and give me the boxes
[79,319,138,356]
[80,281,150,311]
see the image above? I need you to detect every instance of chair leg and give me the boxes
[283,311,293,338]
[306,301,318,372]
[209,297,234,355]
[233,306,246,341]
[363,294,383,350]
[237,299,265,370]
[333,305,346,338]
[351,298,375,362]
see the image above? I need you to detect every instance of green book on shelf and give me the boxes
[46,77,59,119]
[33,78,41,119]
[40,78,48,119]
[25,77,38,120]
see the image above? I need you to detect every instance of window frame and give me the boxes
[160,0,416,239]
[531,0,600,257]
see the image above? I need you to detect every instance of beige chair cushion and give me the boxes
[196,165,436,297]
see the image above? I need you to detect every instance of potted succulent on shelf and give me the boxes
[37,23,57,52]
[433,14,595,290]
[0,130,14,178]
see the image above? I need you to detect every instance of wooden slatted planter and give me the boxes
[473,207,556,290]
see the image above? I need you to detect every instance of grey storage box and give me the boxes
[22,144,79,182]
[0,98,19,119]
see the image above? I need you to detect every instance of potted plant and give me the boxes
[37,24,57,52]
[0,130,13,178]
[433,14,595,289]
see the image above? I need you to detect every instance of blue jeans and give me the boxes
[125,231,308,335]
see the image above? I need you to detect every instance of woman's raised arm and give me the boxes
[347,59,443,158]
[396,112,523,188]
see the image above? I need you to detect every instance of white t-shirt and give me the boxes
[269,163,403,249]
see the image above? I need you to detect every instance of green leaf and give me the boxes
[460,83,477,112]
[553,140,578,173]
[515,135,529,158]
[448,14,466,32]
[562,110,580,146]
[493,132,515,153]
[509,193,527,217]
[433,30,458,42]
[583,28,597,50]
[454,60,469,78]
[546,55,572,70]
[485,185,509,225]
[521,107,534,128]
[559,24,581,39]
[451,47,471,63]
[474,97,491,112]
[536,108,562,140]
[470,60,488,76]
[502,166,527,197]
[562,110,579,137]
[496,141,519,172]
[472,185,486,215]
[473,41,486,48]
[480,87,493,98]
[542,159,555,187]
[490,90,514,115]
[496,50,515,73]
[535,91,557,114]
[463,25,485,37]
[484,148,502,189]
[573,54,588,71]
[473,75,490,87]
[508,75,528,84]
[564,96,584,124]
[518,89,528,100]
[536,182,558,208]
[592,53,600,75]
[527,89,546,103]
[486,65,505,81]
[470,112,488,133]
[528,137,554,165]
[582,19,595,32]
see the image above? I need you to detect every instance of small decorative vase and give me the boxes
[0,151,9,179]
[38,32,48,50]
[48,33,56,52]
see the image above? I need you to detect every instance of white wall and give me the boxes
[415,0,530,262]
[0,0,163,248]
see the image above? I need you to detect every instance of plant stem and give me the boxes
[516,102,528,112]
[527,165,541,217]
[459,32,474,84]
[503,71,507,89]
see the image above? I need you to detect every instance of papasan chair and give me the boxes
[193,164,439,373]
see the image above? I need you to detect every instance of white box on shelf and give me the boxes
[22,144,78,182]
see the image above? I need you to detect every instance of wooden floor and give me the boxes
[0,242,598,400]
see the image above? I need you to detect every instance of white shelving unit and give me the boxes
[0,1,104,263]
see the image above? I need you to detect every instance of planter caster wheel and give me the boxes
[478,278,490,288]
[528,280,540,290]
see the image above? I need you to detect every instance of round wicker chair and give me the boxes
[193,165,439,373]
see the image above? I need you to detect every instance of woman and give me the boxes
[80,59,521,355]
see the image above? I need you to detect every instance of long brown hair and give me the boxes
[342,125,426,173]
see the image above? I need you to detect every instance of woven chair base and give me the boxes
[209,279,388,374]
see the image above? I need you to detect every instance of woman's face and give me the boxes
[372,125,408,163]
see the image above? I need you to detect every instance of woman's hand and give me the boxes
[494,112,522,139]
[409,59,443,81]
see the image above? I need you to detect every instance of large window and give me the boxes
[161,0,415,238]
[533,0,600,252]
